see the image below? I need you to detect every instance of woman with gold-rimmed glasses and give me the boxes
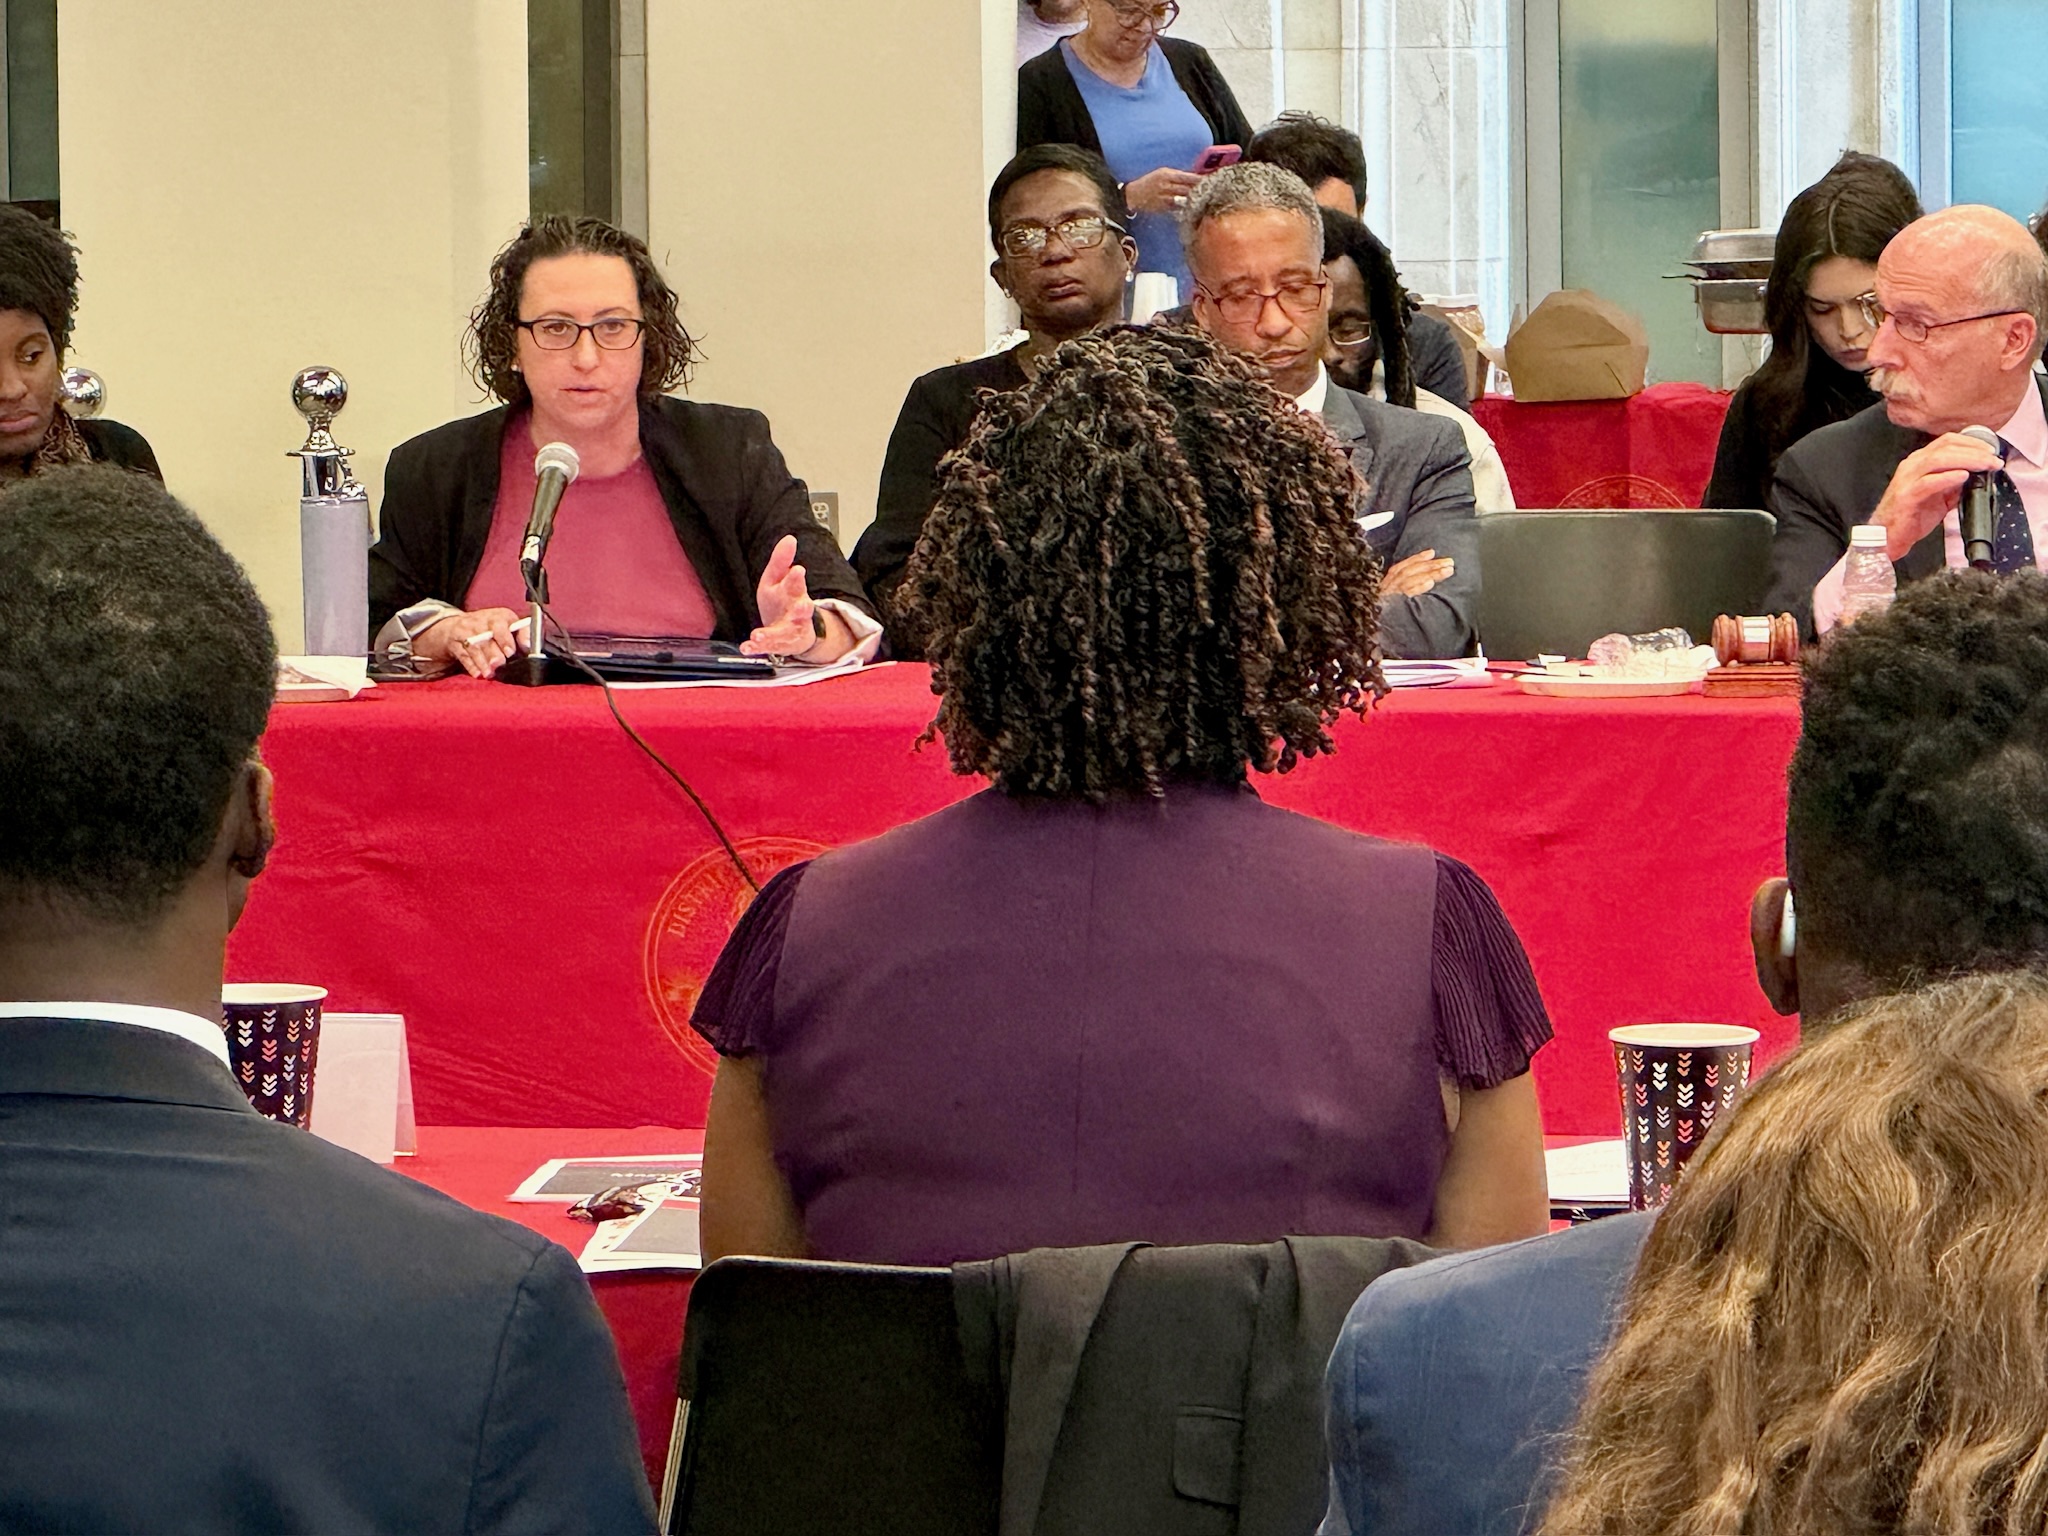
[367,215,879,677]
[1017,0,1251,302]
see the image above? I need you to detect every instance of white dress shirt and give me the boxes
[1295,362,1331,415]
[1813,382,2048,633]
[0,1000,231,1068]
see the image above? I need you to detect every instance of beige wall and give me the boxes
[647,0,1015,549]
[59,1,528,650]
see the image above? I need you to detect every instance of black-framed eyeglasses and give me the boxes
[1854,294,2025,345]
[1194,277,1328,325]
[1329,316,1374,348]
[997,214,1129,260]
[1108,0,1178,30]
[518,316,647,351]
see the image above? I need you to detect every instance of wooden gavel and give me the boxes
[1710,614,1800,667]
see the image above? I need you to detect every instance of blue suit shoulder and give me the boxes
[1323,1211,1653,1536]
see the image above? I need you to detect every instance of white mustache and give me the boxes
[1868,366,1897,395]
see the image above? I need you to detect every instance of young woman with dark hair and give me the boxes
[1703,152,1922,512]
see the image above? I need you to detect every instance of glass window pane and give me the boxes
[7,0,61,206]
[529,0,614,222]
[1557,0,1720,385]
[1951,0,2048,222]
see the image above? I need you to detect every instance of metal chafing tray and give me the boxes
[1684,228,1775,333]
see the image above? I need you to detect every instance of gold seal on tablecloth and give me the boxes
[1558,473,1687,509]
[643,836,828,1073]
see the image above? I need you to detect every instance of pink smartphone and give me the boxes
[1193,145,1242,174]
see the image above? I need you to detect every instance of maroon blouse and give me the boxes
[694,782,1551,1265]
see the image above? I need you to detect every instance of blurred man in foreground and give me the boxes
[0,467,656,1533]
[1322,569,2048,1535]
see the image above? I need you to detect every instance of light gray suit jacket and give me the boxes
[1321,382,1480,659]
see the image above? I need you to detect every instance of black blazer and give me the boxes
[853,345,1030,656]
[1017,36,1253,160]
[367,396,874,640]
[0,1016,656,1533]
[79,416,164,481]
[1760,374,2048,635]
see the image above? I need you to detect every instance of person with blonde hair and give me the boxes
[1538,971,2048,1536]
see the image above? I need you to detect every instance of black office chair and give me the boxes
[1477,507,1774,660]
[662,1257,1001,1536]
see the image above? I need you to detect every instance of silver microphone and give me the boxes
[519,441,581,589]
[1958,423,2003,571]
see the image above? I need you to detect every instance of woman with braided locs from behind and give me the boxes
[1536,973,2048,1536]
[0,205,160,482]
[691,325,1552,1267]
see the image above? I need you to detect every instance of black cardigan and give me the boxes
[1017,36,1253,161]
[367,396,873,641]
[852,345,1029,656]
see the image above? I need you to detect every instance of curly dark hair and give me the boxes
[465,215,696,407]
[1246,111,1369,208]
[0,204,80,353]
[897,325,1385,800]
[0,465,276,925]
[1789,569,2048,984]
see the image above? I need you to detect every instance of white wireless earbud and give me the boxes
[1778,889,1797,961]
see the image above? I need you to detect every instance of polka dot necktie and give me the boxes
[1991,437,2036,575]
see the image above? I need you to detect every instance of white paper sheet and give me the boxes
[308,1012,408,1164]
[1545,1138,1630,1207]
[511,1154,704,1203]
[1380,656,1492,689]
[579,1198,702,1273]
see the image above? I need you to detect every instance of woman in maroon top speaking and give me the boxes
[368,216,876,676]
[693,325,1552,1266]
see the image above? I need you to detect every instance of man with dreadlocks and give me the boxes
[0,205,158,482]
[691,324,1550,1269]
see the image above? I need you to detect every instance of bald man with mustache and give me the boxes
[1762,204,2048,636]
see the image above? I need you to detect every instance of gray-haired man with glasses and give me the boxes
[1183,161,1480,659]
[1763,204,2048,636]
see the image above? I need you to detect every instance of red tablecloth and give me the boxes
[230,666,1802,1136]
[1474,382,1732,508]
[400,1125,700,1495]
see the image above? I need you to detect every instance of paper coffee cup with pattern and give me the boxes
[220,984,328,1128]
[1610,1023,1758,1210]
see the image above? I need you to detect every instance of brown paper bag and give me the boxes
[1416,297,1505,400]
[1502,289,1649,401]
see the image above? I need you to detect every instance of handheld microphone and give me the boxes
[519,441,581,596]
[1958,424,2002,570]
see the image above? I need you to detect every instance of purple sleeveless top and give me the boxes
[694,782,1550,1265]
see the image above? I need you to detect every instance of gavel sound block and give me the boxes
[1705,614,1801,698]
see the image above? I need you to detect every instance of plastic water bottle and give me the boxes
[1838,524,1896,628]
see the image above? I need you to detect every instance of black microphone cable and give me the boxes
[535,606,761,896]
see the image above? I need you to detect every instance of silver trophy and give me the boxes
[289,366,371,656]
[60,367,105,419]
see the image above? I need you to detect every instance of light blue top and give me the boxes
[1060,38,1212,296]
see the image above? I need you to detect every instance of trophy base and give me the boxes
[493,654,590,688]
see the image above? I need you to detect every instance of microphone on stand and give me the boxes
[520,441,581,599]
[1958,424,2003,571]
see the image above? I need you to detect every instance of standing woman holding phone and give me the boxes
[1017,0,1251,301]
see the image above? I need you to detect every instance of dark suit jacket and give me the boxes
[79,416,163,481]
[0,1016,657,1534]
[1018,36,1253,160]
[367,396,873,640]
[1761,375,2048,635]
[1319,1211,1653,1536]
[853,346,1030,657]
[1405,313,1469,413]
[1322,382,1480,659]
[957,1235,1435,1536]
